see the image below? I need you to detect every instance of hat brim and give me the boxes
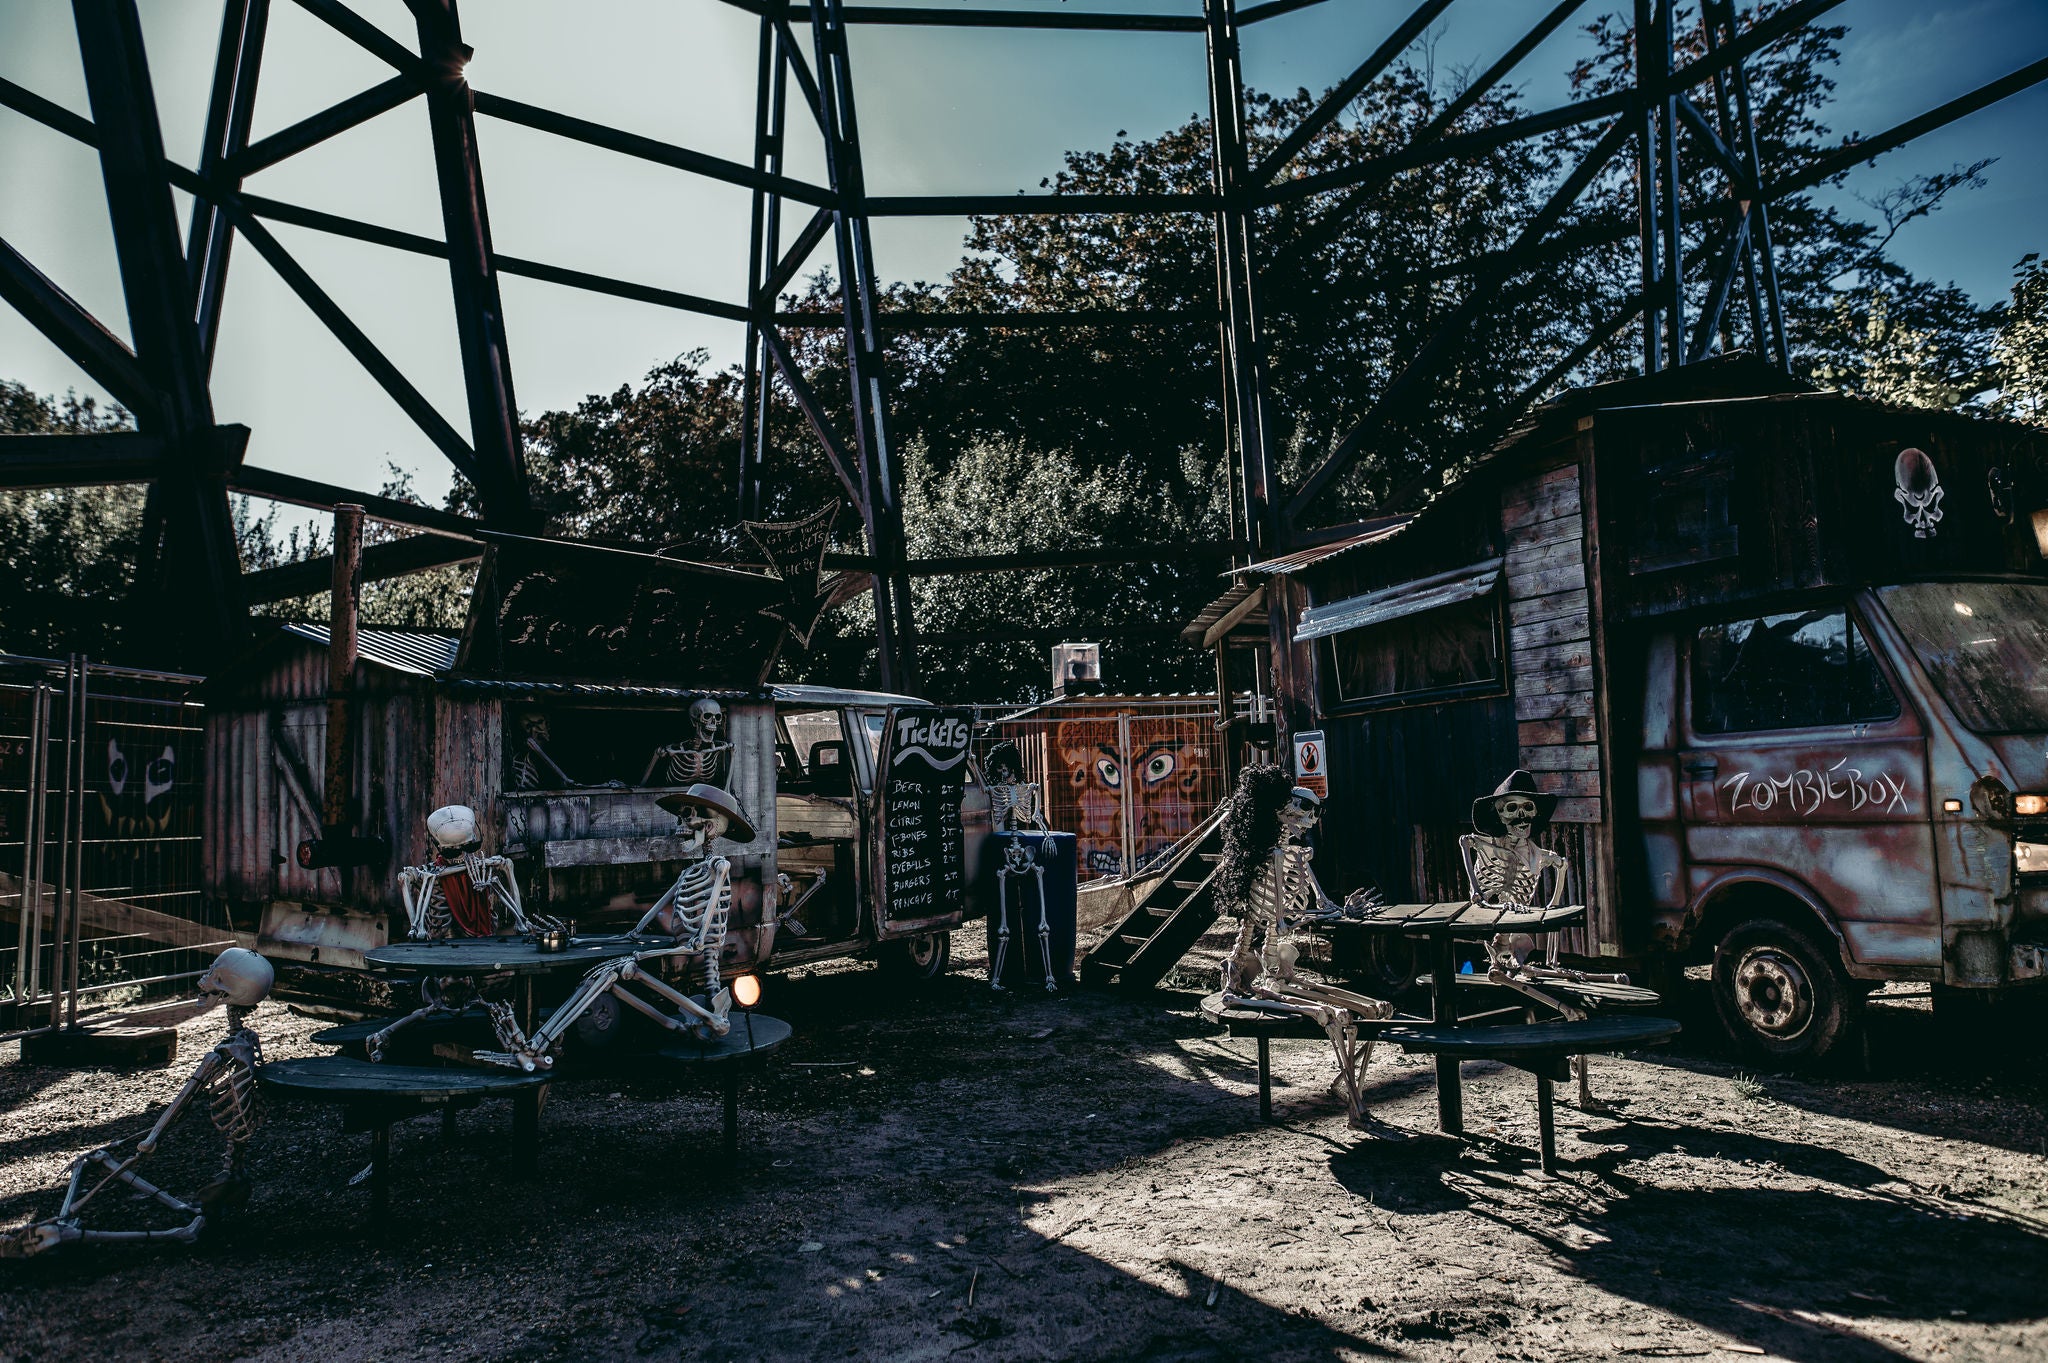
[1471,789,1557,837]
[657,785,757,843]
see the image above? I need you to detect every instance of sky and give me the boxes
[1,0,2044,518]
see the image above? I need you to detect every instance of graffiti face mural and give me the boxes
[101,739,178,836]
[1053,718,1212,876]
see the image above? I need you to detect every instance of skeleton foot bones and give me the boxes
[2,949,273,1258]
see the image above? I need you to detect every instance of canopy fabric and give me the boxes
[1293,557,1503,642]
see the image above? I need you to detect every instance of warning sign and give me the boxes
[1293,730,1328,800]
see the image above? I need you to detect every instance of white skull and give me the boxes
[427,804,481,855]
[1497,793,1539,843]
[198,947,274,1007]
[690,698,725,745]
[678,806,730,855]
[1277,787,1321,842]
[1894,447,1944,538]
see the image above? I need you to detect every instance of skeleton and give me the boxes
[1894,446,1944,538]
[642,697,733,787]
[985,741,1057,991]
[371,805,545,1063]
[510,710,577,790]
[1217,776,1394,1129]
[400,804,534,941]
[473,784,746,1071]
[2,950,271,1257]
[1460,771,1636,1113]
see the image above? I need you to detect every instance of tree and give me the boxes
[1991,254,2048,425]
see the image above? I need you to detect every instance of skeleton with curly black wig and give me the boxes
[1213,765,1393,1128]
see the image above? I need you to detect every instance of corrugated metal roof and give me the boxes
[1234,517,1411,577]
[281,623,459,676]
[1294,557,1502,641]
[1180,581,1267,646]
[442,678,758,701]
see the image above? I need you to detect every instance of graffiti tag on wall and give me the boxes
[1720,760,1911,816]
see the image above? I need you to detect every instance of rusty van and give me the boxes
[203,537,990,1014]
[1222,362,2048,1063]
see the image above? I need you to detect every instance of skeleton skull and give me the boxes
[1894,447,1944,538]
[197,948,274,1008]
[1496,793,1539,844]
[1277,787,1321,842]
[689,698,725,746]
[677,806,730,856]
[427,804,481,855]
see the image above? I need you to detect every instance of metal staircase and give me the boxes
[1079,809,1229,990]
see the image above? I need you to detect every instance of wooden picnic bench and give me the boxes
[1380,1014,1682,1173]
[649,1012,794,1158]
[260,1056,550,1223]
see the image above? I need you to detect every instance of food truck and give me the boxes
[202,537,990,1012]
[1221,361,2048,1063]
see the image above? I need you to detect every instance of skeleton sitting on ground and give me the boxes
[473,784,748,1072]
[2,949,271,1257]
[1460,769,1637,1113]
[370,804,544,1062]
[642,697,733,787]
[1216,765,1394,1129]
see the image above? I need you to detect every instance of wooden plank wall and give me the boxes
[1503,457,1600,824]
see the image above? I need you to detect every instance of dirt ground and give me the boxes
[4,927,2048,1363]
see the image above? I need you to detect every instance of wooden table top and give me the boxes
[364,936,649,975]
[1381,1014,1681,1056]
[1198,991,1412,1039]
[1318,901,1586,938]
[260,1055,550,1100]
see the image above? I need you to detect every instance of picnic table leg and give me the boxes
[722,1068,741,1159]
[369,1123,391,1225]
[512,1089,540,1178]
[1257,1036,1272,1123]
[1430,933,1463,1136]
[1536,1074,1557,1176]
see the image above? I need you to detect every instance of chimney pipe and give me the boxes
[324,504,364,834]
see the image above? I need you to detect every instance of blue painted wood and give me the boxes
[651,1013,793,1066]
[1382,1014,1680,1056]
[365,936,646,975]
[260,1055,549,1100]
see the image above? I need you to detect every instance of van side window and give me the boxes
[1691,609,1900,734]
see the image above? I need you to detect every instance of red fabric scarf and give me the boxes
[442,873,497,937]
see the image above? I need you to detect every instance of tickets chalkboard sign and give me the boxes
[877,708,973,928]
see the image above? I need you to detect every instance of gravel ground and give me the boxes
[3,928,2047,1363]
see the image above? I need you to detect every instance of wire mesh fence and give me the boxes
[972,695,1248,882]
[1,656,228,1040]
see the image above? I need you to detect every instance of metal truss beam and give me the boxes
[187,0,268,370]
[0,236,161,424]
[242,531,482,605]
[74,0,245,659]
[0,432,169,487]
[1254,0,1455,186]
[410,0,531,531]
[228,464,484,539]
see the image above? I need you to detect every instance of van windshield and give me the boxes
[1878,581,2048,734]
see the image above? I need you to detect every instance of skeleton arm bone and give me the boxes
[487,855,530,933]
[399,865,434,940]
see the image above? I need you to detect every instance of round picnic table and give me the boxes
[261,1055,551,1222]
[1315,901,1586,1136]
[652,1012,794,1157]
[364,935,650,1034]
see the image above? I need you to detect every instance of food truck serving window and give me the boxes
[1691,609,1899,734]
[1325,594,1503,708]
[1878,581,2048,734]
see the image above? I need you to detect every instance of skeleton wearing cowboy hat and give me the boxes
[1461,769,1629,1113]
[1215,765,1393,1128]
[474,784,752,1071]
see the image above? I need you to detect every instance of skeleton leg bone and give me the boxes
[1032,859,1056,993]
[991,863,1013,992]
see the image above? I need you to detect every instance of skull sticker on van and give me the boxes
[1893,447,1944,538]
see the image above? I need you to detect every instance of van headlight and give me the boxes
[2018,842,2048,875]
[2016,794,2048,816]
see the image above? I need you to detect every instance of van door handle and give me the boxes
[1682,760,1718,778]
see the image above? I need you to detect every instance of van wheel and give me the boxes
[877,931,951,984]
[1712,918,1857,1065]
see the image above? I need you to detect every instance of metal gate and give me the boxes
[1,655,228,1041]
[976,695,1246,882]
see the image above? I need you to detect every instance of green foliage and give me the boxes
[1992,254,2048,425]
[0,382,145,659]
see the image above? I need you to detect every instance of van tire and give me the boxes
[1711,917,1858,1065]
[877,931,951,984]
